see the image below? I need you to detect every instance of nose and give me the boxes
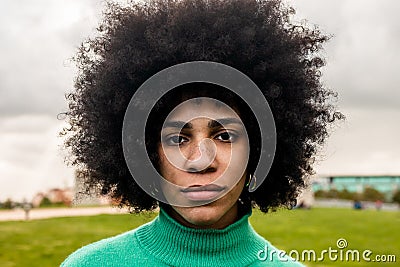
[184,138,217,172]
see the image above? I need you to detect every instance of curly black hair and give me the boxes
[62,0,343,212]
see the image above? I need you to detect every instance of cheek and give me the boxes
[217,138,249,161]
[215,145,231,165]
[232,175,246,195]
[224,174,247,200]
[158,147,184,186]
[157,147,171,176]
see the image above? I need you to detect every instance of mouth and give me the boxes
[180,184,227,201]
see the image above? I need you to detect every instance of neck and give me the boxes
[135,206,263,267]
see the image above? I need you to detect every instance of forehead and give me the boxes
[165,97,240,122]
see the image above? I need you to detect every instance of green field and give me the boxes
[0,208,398,267]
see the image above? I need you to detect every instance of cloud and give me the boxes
[0,115,75,201]
[293,0,400,110]
[0,0,103,200]
[0,0,102,118]
[292,0,400,176]
[315,107,400,175]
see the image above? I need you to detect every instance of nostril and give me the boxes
[187,168,198,173]
[186,166,217,174]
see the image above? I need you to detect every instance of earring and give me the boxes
[247,175,257,192]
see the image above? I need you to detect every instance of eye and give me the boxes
[164,135,188,146]
[215,132,237,143]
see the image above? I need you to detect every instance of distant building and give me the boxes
[312,175,400,201]
[31,188,73,207]
[48,188,73,205]
[32,192,46,207]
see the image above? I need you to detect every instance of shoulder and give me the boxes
[60,230,135,267]
[60,225,159,267]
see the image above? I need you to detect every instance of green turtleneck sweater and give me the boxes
[61,208,304,266]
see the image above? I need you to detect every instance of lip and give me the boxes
[180,184,227,201]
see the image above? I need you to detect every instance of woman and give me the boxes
[61,0,343,266]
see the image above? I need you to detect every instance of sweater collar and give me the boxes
[135,206,265,266]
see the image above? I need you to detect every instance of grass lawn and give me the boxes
[0,208,398,267]
[251,208,399,266]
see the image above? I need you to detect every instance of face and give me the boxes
[158,98,249,229]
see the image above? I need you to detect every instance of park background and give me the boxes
[0,0,399,266]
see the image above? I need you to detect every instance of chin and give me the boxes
[187,205,219,219]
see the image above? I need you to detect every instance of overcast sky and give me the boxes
[0,0,399,201]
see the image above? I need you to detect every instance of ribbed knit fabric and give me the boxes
[61,208,304,266]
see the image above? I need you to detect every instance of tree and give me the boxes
[392,190,400,205]
[39,197,52,207]
[2,198,13,209]
[361,187,385,202]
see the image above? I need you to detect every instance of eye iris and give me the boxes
[172,136,183,144]
[220,132,231,141]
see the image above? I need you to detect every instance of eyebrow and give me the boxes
[208,118,243,128]
[162,118,243,129]
[163,121,193,129]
